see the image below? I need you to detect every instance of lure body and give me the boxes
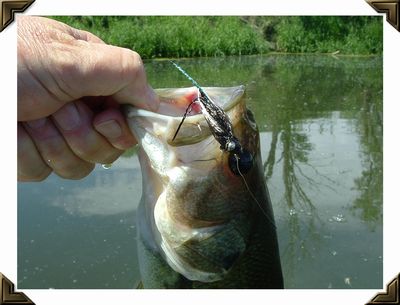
[170,61,242,155]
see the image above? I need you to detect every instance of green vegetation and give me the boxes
[275,16,383,54]
[51,16,383,58]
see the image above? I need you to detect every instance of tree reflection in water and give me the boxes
[351,88,383,230]
[253,55,382,286]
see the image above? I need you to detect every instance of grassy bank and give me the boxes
[51,16,383,58]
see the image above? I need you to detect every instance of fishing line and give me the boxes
[172,89,201,142]
[172,99,196,141]
[235,154,276,230]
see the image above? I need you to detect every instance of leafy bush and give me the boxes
[50,16,383,57]
[51,16,269,59]
[276,16,383,55]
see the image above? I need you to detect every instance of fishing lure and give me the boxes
[170,61,253,176]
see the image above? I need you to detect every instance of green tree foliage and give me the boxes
[276,16,383,55]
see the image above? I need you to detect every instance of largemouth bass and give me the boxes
[125,86,283,288]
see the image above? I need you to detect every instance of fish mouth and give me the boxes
[125,86,245,147]
[125,86,260,282]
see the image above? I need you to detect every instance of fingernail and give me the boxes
[26,118,47,129]
[95,120,122,139]
[52,103,81,131]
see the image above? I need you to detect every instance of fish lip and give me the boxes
[124,85,245,146]
[125,85,245,119]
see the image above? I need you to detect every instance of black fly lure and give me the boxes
[170,61,253,176]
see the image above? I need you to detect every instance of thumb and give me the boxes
[18,17,159,121]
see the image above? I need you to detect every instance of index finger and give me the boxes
[60,43,160,110]
[18,18,159,121]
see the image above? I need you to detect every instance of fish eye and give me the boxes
[228,149,253,176]
[226,141,236,152]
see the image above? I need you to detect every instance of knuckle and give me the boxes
[120,49,144,81]
[74,140,122,164]
[34,139,95,179]
[101,151,122,164]
[34,168,52,181]
[74,143,103,162]
[43,140,69,160]
[55,162,95,180]
[49,46,84,101]
[18,166,52,182]
[18,125,53,182]
[112,137,136,150]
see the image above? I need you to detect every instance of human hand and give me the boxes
[18,16,159,181]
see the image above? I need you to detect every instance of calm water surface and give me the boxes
[18,55,383,289]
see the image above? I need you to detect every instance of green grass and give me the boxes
[50,16,383,58]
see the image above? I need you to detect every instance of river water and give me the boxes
[18,54,383,289]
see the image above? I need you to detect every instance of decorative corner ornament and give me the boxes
[366,0,400,31]
[366,273,400,305]
[0,0,35,32]
[0,273,35,305]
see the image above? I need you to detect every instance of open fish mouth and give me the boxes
[126,86,246,147]
[125,86,266,283]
